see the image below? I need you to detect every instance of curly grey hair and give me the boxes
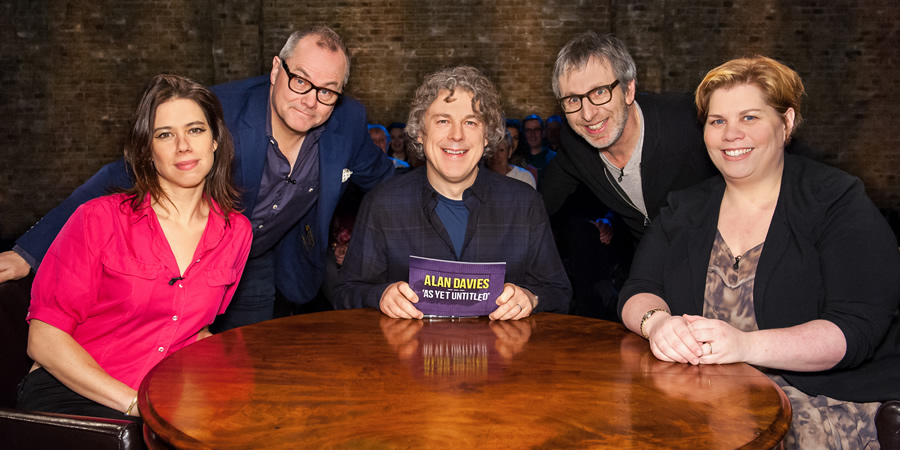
[279,25,351,89]
[552,32,636,98]
[406,66,505,160]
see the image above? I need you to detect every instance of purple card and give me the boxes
[408,256,506,317]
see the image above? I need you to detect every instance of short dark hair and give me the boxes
[406,66,505,160]
[523,114,544,129]
[387,122,406,132]
[123,74,239,221]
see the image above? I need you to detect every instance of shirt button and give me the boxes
[178,283,183,288]
[309,187,314,193]
[158,347,164,352]
[172,316,178,321]
[258,225,264,229]
[272,204,278,210]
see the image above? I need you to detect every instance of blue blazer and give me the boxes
[17,75,393,305]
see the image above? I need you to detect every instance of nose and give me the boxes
[300,90,318,109]
[722,122,744,141]
[448,121,464,141]
[176,134,191,153]
[579,100,596,123]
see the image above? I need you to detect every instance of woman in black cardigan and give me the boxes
[618,56,900,447]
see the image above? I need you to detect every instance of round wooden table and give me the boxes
[139,309,790,448]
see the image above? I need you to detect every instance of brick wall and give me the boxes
[2,0,898,239]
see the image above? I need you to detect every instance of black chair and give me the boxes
[0,274,145,449]
[878,400,900,450]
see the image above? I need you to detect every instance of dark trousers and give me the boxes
[210,248,277,334]
[16,368,140,422]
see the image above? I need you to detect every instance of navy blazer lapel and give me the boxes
[236,84,270,214]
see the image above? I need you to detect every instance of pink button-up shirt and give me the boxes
[28,193,252,389]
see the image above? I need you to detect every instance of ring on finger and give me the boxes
[516,304,523,313]
[707,342,713,355]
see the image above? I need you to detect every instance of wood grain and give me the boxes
[139,310,790,449]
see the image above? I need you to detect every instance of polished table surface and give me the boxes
[139,309,790,448]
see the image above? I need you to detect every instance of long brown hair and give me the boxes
[123,74,239,220]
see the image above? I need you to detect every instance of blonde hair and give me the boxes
[695,56,805,137]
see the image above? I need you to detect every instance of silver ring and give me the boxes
[516,304,523,312]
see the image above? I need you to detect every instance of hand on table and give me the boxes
[0,251,30,283]
[645,313,706,365]
[684,314,749,365]
[379,281,423,319]
[489,283,536,321]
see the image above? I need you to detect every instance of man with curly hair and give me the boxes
[334,66,571,319]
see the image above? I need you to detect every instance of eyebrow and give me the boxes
[153,120,208,134]
[708,108,763,118]
[293,65,341,88]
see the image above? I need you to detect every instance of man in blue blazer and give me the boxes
[0,26,393,332]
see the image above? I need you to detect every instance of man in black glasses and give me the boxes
[539,32,716,321]
[1,26,393,332]
[541,32,715,243]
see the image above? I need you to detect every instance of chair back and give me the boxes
[0,274,35,408]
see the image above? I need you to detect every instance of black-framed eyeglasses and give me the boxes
[280,59,343,106]
[558,79,621,114]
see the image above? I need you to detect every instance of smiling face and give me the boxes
[419,89,487,199]
[151,98,217,195]
[558,56,634,150]
[269,34,347,138]
[703,84,794,185]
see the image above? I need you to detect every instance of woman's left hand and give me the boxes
[683,315,750,364]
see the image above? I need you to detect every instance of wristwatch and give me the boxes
[640,308,669,340]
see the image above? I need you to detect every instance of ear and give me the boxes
[213,141,218,153]
[270,56,281,86]
[783,107,796,141]
[624,79,637,105]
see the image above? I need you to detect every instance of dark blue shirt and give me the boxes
[248,115,323,258]
[333,167,571,313]
[434,194,468,257]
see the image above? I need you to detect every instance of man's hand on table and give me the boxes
[490,283,537,321]
[379,281,424,319]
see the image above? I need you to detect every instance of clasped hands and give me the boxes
[379,281,537,320]
[644,312,749,366]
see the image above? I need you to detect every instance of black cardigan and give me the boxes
[540,93,718,240]
[620,154,900,402]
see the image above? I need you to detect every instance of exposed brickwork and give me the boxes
[1,0,898,239]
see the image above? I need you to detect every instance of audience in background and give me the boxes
[520,114,557,176]
[545,114,564,152]
[369,123,410,170]
[487,130,537,189]
[387,122,408,162]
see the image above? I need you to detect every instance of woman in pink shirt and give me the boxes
[17,74,252,420]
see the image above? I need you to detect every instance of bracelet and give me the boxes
[125,395,138,416]
[639,308,669,340]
